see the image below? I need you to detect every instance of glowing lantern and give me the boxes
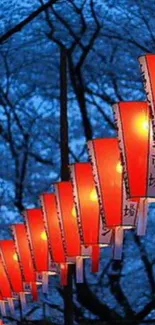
[40,193,69,285]
[54,181,89,281]
[113,101,154,235]
[139,55,155,128]
[23,208,56,293]
[23,208,48,272]
[0,258,14,316]
[40,193,66,264]
[0,259,12,299]
[69,162,112,271]
[0,240,26,310]
[11,224,38,301]
[55,182,81,257]
[87,138,138,259]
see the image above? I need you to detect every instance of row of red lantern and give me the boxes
[0,141,144,318]
[0,54,154,323]
[0,160,136,319]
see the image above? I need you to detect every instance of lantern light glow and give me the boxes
[134,113,149,136]
[71,206,77,218]
[90,188,98,202]
[13,253,18,262]
[116,161,123,174]
[41,231,47,241]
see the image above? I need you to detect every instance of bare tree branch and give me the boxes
[0,0,58,44]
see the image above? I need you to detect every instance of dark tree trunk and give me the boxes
[75,277,122,323]
[60,46,74,325]
[60,47,69,181]
[67,53,93,141]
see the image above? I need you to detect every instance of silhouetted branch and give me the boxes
[134,234,155,295]
[0,0,58,44]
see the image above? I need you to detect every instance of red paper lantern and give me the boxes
[87,138,138,258]
[54,181,90,281]
[54,181,81,258]
[113,101,153,235]
[69,162,112,246]
[69,162,112,270]
[0,258,12,299]
[88,138,138,227]
[0,240,27,311]
[40,193,68,285]
[11,224,38,301]
[40,193,66,264]
[0,258,15,316]
[139,55,155,128]
[113,102,152,198]
[23,208,56,293]
[0,240,24,294]
[41,191,89,283]
[24,209,48,272]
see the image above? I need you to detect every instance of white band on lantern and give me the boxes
[137,198,148,236]
[113,226,124,260]
[81,245,92,258]
[42,272,48,294]
[76,256,84,283]
[60,263,68,286]
[19,292,27,312]
[48,258,58,275]
[7,298,15,316]
[0,301,6,317]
